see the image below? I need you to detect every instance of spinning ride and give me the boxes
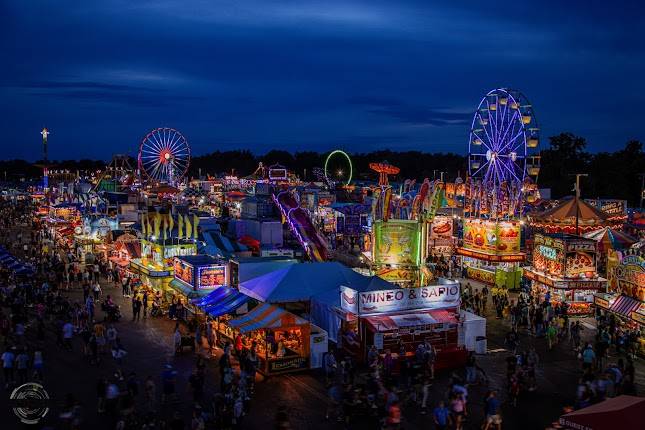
[467,88,540,217]
[138,127,190,184]
[369,161,400,187]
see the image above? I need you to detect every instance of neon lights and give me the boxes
[324,150,353,186]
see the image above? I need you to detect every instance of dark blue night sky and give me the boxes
[1,1,644,161]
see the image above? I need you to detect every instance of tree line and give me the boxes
[1,133,642,206]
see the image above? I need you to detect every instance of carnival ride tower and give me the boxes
[40,127,50,190]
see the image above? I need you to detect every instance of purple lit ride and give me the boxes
[467,88,540,218]
[273,189,328,261]
[138,127,191,185]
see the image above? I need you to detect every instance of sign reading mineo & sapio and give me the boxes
[340,283,460,315]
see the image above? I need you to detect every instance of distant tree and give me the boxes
[538,132,591,198]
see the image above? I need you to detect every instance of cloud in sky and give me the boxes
[1,0,644,160]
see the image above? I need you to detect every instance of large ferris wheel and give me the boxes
[468,88,540,189]
[138,127,191,184]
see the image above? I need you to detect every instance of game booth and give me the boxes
[457,219,524,289]
[524,233,607,316]
[337,280,468,371]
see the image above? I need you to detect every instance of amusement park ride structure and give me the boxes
[94,154,136,192]
[466,88,540,219]
[138,127,191,186]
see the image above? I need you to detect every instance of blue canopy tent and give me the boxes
[193,287,251,318]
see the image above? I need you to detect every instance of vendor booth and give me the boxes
[558,395,645,430]
[457,219,524,289]
[169,255,228,303]
[228,303,312,375]
[594,247,645,356]
[337,279,467,370]
[129,238,197,299]
[524,233,606,315]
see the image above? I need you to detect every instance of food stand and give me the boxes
[457,219,524,288]
[129,238,197,299]
[228,303,311,375]
[339,280,467,370]
[427,215,456,257]
[525,233,607,315]
[109,235,141,275]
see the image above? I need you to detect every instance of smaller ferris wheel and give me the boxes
[138,127,190,184]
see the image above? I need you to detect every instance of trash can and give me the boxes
[475,336,487,355]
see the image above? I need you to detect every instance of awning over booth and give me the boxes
[169,279,211,299]
[559,395,645,430]
[364,309,458,332]
[193,287,251,318]
[609,295,641,318]
[228,302,308,333]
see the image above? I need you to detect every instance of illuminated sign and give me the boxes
[198,265,226,289]
[538,245,557,260]
[341,283,460,315]
[372,220,421,267]
[173,258,194,285]
[456,248,525,262]
[593,296,610,309]
[463,219,521,255]
[631,310,645,325]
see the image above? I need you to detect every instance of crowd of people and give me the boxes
[0,199,279,430]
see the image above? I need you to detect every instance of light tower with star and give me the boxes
[40,127,50,190]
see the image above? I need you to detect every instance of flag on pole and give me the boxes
[177,213,184,239]
[168,214,174,238]
[185,214,192,239]
[193,214,200,240]
[153,212,161,238]
[141,212,147,237]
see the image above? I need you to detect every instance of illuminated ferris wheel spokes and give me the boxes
[468,88,540,190]
[138,127,190,184]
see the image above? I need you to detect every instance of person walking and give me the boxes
[483,390,502,430]
[93,281,102,301]
[15,349,30,384]
[63,320,74,351]
[142,291,149,318]
[106,324,118,349]
[2,348,15,387]
[432,400,450,430]
[32,349,44,381]
[132,296,142,322]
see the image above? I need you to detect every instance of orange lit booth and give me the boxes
[227,302,311,375]
[457,219,524,289]
[525,233,607,315]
